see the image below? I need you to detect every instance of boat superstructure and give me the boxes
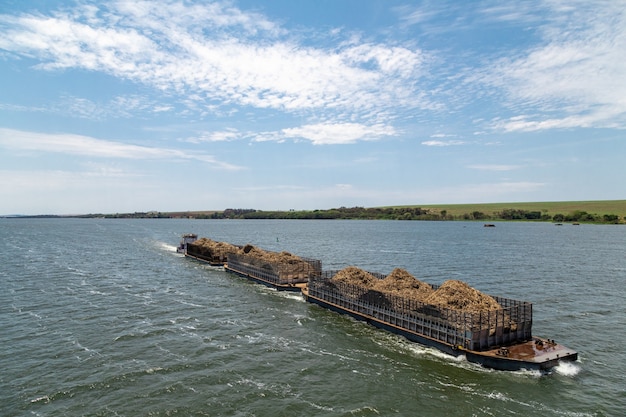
[176,233,198,253]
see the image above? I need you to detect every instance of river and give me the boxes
[1,218,624,416]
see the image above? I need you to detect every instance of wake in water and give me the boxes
[553,360,582,377]
[264,288,306,303]
[156,241,179,254]
[372,331,558,377]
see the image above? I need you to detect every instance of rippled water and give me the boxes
[1,218,624,416]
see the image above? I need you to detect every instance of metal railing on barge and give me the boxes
[226,252,322,286]
[308,271,533,351]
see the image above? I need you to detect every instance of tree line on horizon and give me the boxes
[195,206,621,223]
[21,206,620,223]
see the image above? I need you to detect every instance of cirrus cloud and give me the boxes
[0,1,431,128]
[0,128,242,170]
[281,122,397,145]
[483,0,626,131]
[421,140,465,147]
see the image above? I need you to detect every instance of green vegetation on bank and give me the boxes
[4,200,624,224]
[415,200,626,220]
[201,201,624,223]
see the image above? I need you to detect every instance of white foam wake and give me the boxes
[156,241,179,253]
[554,360,582,377]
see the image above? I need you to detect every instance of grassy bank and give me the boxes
[405,200,626,219]
[197,200,624,223]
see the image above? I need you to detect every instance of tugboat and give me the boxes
[176,233,198,253]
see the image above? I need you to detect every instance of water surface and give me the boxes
[1,219,624,416]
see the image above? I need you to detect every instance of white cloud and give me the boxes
[394,3,460,32]
[489,115,593,132]
[113,0,281,37]
[64,94,165,120]
[484,0,626,131]
[0,1,431,126]
[478,3,545,25]
[0,128,242,170]
[282,122,397,145]
[342,43,424,78]
[430,133,457,138]
[250,131,286,143]
[185,129,241,143]
[0,94,172,120]
[421,140,465,146]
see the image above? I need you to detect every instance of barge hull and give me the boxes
[184,253,225,267]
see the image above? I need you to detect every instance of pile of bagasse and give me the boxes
[188,238,502,313]
[187,238,241,263]
[331,266,502,313]
[330,266,519,335]
[187,238,313,274]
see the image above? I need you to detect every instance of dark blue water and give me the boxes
[1,219,624,416]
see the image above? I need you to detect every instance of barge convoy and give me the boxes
[177,234,578,372]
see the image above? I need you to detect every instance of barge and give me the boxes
[183,236,236,266]
[225,252,321,292]
[304,270,577,371]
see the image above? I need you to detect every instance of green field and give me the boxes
[401,200,626,219]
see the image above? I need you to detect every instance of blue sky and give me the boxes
[1,0,625,215]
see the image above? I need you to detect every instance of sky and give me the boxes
[1,0,625,215]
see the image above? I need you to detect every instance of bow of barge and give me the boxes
[462,338,578,371]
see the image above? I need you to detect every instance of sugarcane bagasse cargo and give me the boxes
[179,234,578,371]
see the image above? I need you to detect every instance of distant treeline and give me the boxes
[8,206,621,223]
[199,207,622,223]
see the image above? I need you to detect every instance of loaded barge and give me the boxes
[224,252,321,292]
[303,270,577,371]
[181,236,322,291]
[177,235,578,371]
[179,234,232,266]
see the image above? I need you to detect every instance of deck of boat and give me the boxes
[474,337,578,364]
